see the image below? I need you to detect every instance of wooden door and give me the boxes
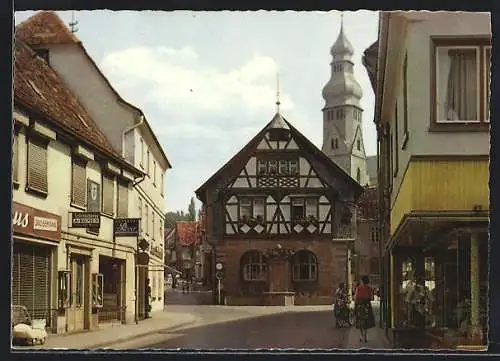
[68,255,87,332]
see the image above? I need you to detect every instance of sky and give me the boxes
[15,10,379,213]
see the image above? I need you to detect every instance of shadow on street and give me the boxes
[142,309,350,350]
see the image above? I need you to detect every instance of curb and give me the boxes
[84,320,198,349]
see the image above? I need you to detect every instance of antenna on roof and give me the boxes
[69,11,79,33]
[276,73,281,113]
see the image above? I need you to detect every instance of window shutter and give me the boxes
[117,181,129,218]
[27,137,48,193]
[102,174,115,215]
[71,159,87,207]
[13,133,18,183]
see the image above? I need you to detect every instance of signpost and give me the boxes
[70,212,101,228]
[215,263,224,305]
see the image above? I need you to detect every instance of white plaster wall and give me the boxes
[388,12,491,207]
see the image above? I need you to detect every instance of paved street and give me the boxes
[106,305,348,349]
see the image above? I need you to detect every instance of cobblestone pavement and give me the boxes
[108,305,350,349]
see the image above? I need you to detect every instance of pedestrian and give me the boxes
[334,282,350,327]
[145,278,152,319]
[354,275,375,343]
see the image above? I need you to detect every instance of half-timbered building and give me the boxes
[196,111,363,306]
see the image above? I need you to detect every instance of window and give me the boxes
[140,138,144,168]
[333,63,343,73]
[356,168,361,184]
[27,135,48,194]
[331,138,338,150]
[159,223,163,243]
[138,197,143,232]
[152,212,155,240]
[291,198,305,220]
[161,173,164,196]
[357,139,361,151]
[268,129,289,141]
[146,149,150,176]
[241,251,267,281]
[402,52,409,148]
[353,108,362,121]
[371,225,380,243]
[153,161,157,186]
[279,160,288,175]
[292,251,318,282]
[257,160,267,175]
[393,103,399,177]
[335,108,345,120]
[432,37,490,126]
[305,198,317,217]
[145,204,149,235]
[152,275,157,301]
[117,180,128,218]
[268,160,278,175]
[289,160,299,175]
[75,260,83,307]
[71,157,87,207]
[102,173,114,215]
[253,199,265,218]
[239,198,252,219]
[12,132,19,184]
[485,46,491,122]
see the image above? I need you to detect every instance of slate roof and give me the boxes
[15,11,172,170]
[362,41,378,92]
[13,38,143,176]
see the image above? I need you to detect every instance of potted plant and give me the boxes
[255,215,265,225]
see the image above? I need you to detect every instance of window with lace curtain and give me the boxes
[433,37,491,125]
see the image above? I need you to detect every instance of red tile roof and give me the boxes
[176,221,200,247]
[15,11,172,170]
[15,11,80,45]
[13,38,142,176]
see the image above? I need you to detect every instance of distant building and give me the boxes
[364,11,490,349]
[16,11,172,317]
[12,35,143,333]
[196,110,363,306]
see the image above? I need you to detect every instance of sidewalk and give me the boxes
[345,326,392,350]
[17,309,198,350]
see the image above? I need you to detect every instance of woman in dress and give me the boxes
[354,275,376,343]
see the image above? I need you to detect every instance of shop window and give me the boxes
[292,250,318,282]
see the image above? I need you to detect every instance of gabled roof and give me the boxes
[176,221,200,247]
[15,11,172,170]
[13,38,143,178]
[195,112,364,203]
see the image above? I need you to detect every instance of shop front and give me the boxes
[386,213,488,350]
[98,255,125,324]
[11,202,61,333]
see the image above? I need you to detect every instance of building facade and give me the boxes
[13,37,144,333]
[16,11,172,317]
[196,110,363,306]
[364,11,490,349]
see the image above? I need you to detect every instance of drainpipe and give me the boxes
[122,114,145,159]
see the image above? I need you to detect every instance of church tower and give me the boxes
[321,14,369,186]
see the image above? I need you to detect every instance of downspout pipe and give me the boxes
[122,114,145,159]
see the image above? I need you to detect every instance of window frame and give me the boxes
[101,172,115,216]
[241,251,267,282]
[402,52,409,149]
[146,149,150,176]
[484,45,491,122]
[292,251,318,282]
[26,133,49,197]
[71,156,87,209]
[393,102,399,178]
[153,161,157,187]
[117,179,129,218]
[291,198,306,221]
[160,173,164,197]
[13,130,19,187]
[430,36,491,132]
[238,198,253,220]
[140,138,144,168]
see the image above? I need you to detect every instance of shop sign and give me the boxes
[114,218,140,237]
[70,212,101,228]
[12,202,61,241]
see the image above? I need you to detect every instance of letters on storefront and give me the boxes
[12,202,61,241]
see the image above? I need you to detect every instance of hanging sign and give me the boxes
[70,212,101,228]
[113,218,140,237]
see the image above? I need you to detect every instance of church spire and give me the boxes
[276,73,281,113]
